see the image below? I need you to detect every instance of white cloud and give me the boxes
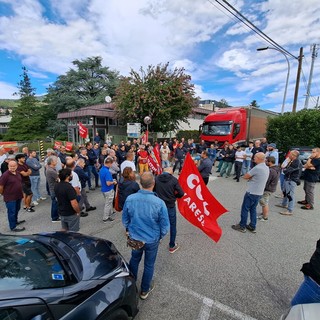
[216,48,258,71]
[0,81,17,99]
[28,70,48,79]
[0,0,318,109]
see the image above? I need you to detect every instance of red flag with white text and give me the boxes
[177,153,228,242]
[78,122,88,138]
[153,143,162,174]
[54,141,62,150]
[65,141,73,152]
[147,147,162,175]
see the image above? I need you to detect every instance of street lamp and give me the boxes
[257,47,290,115]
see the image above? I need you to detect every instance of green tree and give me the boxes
[250,99,260,108]
[114,63,197,133]
[47,119,68,139]
[45,56,120,115]
[266,109,320,152]
[5,67,50,141]
[218,99,229,108]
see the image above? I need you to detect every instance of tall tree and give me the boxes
[214,99,230,108]
[45,56,120,115]
[250,100,260,108]
[114,63,197,133]
[5,67,49,141]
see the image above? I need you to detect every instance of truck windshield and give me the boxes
[202,123,232,136]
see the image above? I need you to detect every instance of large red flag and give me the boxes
[78,122,88,138]
[177,153,228,242]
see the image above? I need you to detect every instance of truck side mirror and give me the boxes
[233,124,240,139]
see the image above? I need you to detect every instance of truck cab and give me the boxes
[200,108,247,146]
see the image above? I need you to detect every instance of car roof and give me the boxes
[290,146,314,151]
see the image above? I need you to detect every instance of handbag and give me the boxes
[114,184,121,212]
[127,236,145,250]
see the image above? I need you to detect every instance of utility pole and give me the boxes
[304,44,319,109]
[292,47,304,113]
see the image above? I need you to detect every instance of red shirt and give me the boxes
[138,150,148,164]
[0,170,23,202]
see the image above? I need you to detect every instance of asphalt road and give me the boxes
[0,170,319,320]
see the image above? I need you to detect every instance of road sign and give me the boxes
[127,123,141,138]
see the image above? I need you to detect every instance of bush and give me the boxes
[176,130,200,142]
[266,109,320,152]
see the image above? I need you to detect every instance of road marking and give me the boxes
[164,279,257,320]
[198,297,213,320]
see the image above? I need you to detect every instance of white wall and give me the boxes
[157,118,203,138]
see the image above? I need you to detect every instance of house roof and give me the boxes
[191,107,213,115]
[57,102,213,120]
[57,103,116,119]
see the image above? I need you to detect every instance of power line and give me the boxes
[206,0,282,48]
[207,0,320,108]
[210,0,298,60]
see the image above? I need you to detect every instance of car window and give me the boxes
[0,236,74,290]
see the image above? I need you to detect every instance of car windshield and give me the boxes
[202,123,232,136]
[0,235,71,290]
[299,151,312,160]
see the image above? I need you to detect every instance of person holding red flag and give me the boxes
[137,144,149,174]
[177,153,227,243]
[196,150,213,185]
[154,167,184,253]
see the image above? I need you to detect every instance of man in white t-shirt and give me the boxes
[120,151,136,173]
[160,142,170,168]
[234,145,246,182]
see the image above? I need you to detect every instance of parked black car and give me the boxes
[0,232,138,320]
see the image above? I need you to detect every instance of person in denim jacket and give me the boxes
[122,172,169,300]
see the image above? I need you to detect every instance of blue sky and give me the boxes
[0,0,319,113]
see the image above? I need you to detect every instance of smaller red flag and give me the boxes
[65,141,73,152]
[153,143,162,174]
[177,153,228,242]
[54,141,62,150]
[141,132,147,144]
[78,122,88,138]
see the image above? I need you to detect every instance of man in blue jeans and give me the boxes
[232,152,269,233]
[291,239,320,306]
[122,172,169,300]
[0,160,25,232]
[86,142,100,190]
[154,167,184,253]
[45,156,60,222]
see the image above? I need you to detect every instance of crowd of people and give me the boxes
[0,138,319,232]
[0,137,319,304]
